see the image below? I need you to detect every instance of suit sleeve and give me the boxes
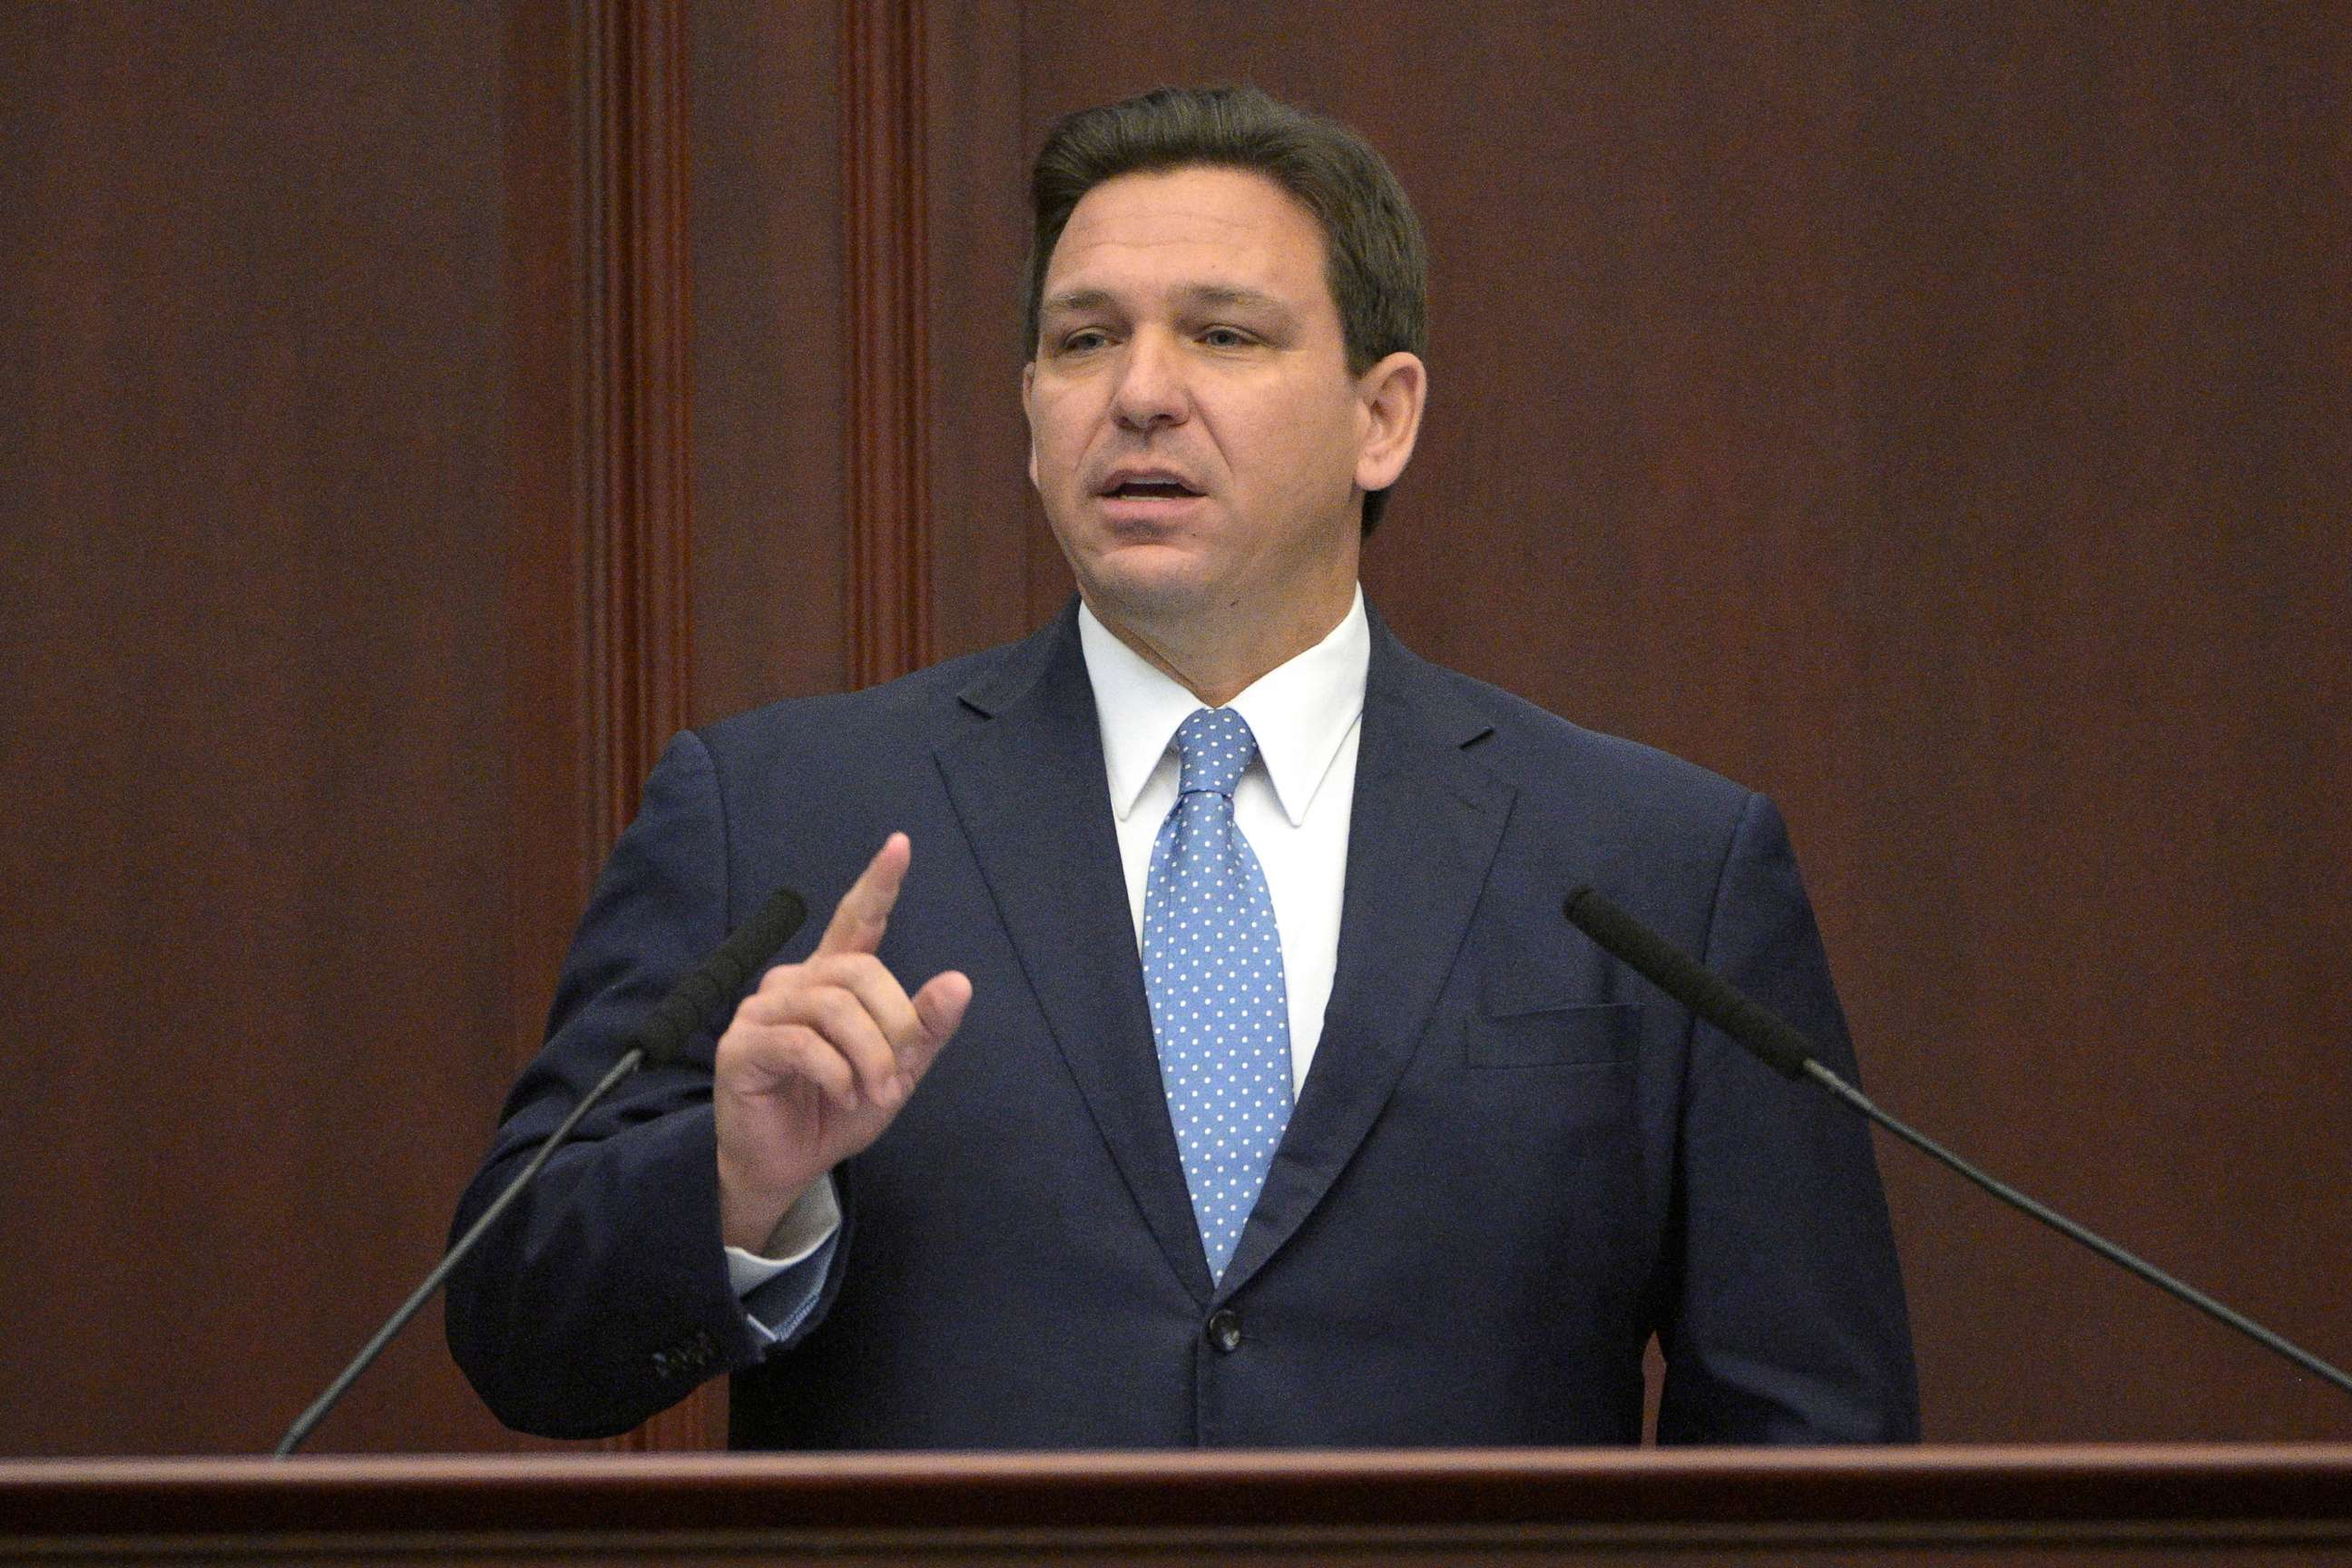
[1653,791,1923,1443]
[443,730,848,1439]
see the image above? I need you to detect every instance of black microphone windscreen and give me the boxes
[633,883,808,1067]
[1563,887,1815,1078]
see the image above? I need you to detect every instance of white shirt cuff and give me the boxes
[722,1175,841,1296]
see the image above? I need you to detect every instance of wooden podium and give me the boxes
[4,1446,2348,1563]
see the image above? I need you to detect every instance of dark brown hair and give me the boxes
[1026,85,1427,534]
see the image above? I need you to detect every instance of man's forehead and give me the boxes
[1041,166,1332,309]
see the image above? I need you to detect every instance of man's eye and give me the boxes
[1200,327,1254,348]
[1059,329,1110,354]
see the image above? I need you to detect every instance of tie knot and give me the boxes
[1173,706,1257,798]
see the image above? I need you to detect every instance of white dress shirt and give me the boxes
[1078,588,1367,1090]
[727,588,1370,1313]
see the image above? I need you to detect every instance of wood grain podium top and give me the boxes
[4,1445,2349,1563]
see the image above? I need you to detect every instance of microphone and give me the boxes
[1562,887,1816,1077]
[629,883,812,1066]
[1562,885,2352,1401]
[274,882,808,1456]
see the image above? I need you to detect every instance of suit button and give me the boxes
[1205,1309,1243,1353]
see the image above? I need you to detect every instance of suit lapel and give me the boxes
[1219,612,1514,1298]
[933,608,1217,1305]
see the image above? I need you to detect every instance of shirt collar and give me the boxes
[1079,587,1370,828]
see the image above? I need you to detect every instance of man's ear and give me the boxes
[1021,360,1039,489]
[1354,351,1426,494]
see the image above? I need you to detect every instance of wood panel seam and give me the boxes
[582,0,710,1455]
[842,0,936,688]
[584,0,695,851]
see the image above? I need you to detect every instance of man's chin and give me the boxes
[1069,537,1214,603]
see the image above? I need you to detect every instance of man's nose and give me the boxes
[1110,329,1189,430]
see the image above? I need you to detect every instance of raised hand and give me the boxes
[711,833,971,1252]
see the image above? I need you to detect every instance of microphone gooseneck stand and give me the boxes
[1563,886,2352,1400]
[274,884,808,1456]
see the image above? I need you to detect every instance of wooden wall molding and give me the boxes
[13,1447,2352,1557]
[506,0,710,1455]
[583,0,696,848]
[505,2,594,1078]
[574,0,710,1454]
[841,0,936,687]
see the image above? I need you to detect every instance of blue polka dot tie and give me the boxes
[1143,706,1294,1282]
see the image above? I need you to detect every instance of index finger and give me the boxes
[815,831,912,957]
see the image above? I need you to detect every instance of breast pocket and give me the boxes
[1463,1000,1643,1070]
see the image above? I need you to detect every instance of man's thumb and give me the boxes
[904,970,974,1077]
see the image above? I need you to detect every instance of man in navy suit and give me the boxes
[448,85,1919,1447]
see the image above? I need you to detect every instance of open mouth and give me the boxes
[1102,478,1203,500]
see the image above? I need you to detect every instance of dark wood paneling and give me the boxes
[840,0,937,686]
[581,0,696,852]
[579,0,714,1455]
[0,3,577,1454]
[1823,5,2352,1443]
[504,1,598,1064]
[923,0,1056,659]
[687,0,848,719]
[0,0,716,1455]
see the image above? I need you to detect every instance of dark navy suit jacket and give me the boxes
[446,602,1920,1446]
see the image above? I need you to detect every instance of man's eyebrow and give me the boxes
[1179,284,1295,318]
[1038,288,1117,318]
